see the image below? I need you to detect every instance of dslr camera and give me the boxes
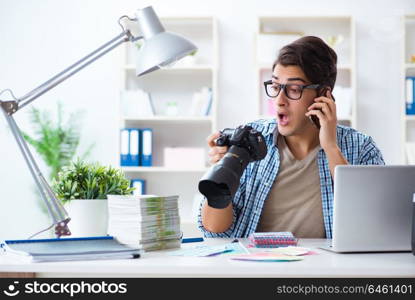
[198,125,267,209]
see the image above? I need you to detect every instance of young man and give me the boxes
[198,36,385,239]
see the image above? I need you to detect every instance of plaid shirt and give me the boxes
[197,119,385,239]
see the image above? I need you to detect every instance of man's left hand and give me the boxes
[305,90,339,152]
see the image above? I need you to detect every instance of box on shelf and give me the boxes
[257,32,302,64]
[164,147,205,169]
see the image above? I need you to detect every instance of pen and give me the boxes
[181,237,204,243]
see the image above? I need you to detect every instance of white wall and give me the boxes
[0,0,413,239]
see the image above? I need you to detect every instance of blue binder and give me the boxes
[407,77,415,115]
[120,128,130,166]
[141,128,153,166]
[131,179,146,195]
[129,128,141,166]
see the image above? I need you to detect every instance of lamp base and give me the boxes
[55,218,71,238]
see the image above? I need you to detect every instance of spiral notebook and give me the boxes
[0,236,141,262]
[249,232,298,248]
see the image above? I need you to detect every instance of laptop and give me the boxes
[320,165,415,253]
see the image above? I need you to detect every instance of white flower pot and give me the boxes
[64,199,108,237]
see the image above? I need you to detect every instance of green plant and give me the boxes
[21,102,93,180]
[52,160,134,203]
[135,40,143,50]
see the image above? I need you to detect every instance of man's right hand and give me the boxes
[207,131,228,165]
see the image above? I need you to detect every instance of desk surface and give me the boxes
[0,239,414,278]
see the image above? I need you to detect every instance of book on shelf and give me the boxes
[189,87,212,116]
[120,89,155,118]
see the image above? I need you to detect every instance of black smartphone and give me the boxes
[309,87,335,129]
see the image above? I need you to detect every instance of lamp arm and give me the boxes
[16,31,133,111]
[1,109,70,237]
[0,29,141,238]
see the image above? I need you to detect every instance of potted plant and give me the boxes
[52,160,134,237]
[22,102,93,181]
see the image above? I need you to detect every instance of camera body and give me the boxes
[216,126,267,162]
[198,125,267,209]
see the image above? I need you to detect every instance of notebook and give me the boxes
[249,232,298,248]
[0,236,141,262]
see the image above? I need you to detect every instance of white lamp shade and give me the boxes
[135,31,197,77]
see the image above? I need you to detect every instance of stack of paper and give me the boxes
[107,195,181,251]
[230,253,304,262]
[249,232,298,248]
[169,241,249,257]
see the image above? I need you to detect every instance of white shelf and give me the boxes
[405,115,415,121]
[405,63,415,69]
[257,63,352,71]
[122,166,209,173]
[121,116,213,123]
[123,64,215,72]
[118,16,217,226]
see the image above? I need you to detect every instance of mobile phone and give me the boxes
[309,87,335,129]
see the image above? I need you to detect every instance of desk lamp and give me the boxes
[0,6,197,238]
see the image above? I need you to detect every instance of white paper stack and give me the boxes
[107,195,181,251]
[189,87,212,116]
[120,89,155,118]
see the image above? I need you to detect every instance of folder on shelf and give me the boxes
[202,87,213,116]
[129,128,141,166]
[131,179,146,195]
[141,128,153,166]
[120,128,130,166]
[406,77,415,115]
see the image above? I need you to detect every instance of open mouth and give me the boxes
[277,112,289,126]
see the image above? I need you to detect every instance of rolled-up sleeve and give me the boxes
[358,136,385,165]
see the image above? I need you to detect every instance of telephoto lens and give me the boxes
[198,125,267,209]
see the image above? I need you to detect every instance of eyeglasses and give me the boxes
[264,80,321,100]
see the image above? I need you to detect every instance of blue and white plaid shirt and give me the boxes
[197,119,385,239]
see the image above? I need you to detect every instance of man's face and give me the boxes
[272,64,318,137]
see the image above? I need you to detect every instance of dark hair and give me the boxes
[273,36,337,90]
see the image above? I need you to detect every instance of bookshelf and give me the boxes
[254,16,357,128]
[118,16,218,236]
[402,15,415,164]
